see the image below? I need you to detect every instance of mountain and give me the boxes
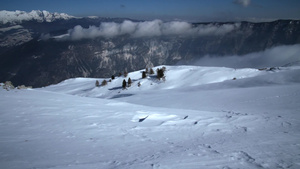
[0,10,76,24]
[1,65,300,168]
[0,10,300,87]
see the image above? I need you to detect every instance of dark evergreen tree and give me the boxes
[122,79,127,89]
[101,80,107,86]
[111,75,115,80]
[124,71,128,77]
[156,68,165,80]
[149,68,154,75]
[128,78,132,87]
[95,80,100,87]
[142,71,147,79]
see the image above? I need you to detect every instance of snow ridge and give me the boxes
[0,10,76,24]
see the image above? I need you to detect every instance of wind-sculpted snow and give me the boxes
[63,20,240,40]
[1,65,300,168]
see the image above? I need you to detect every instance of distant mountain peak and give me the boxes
[0,10,77,24]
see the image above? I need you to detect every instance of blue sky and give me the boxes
[1,0,300,22]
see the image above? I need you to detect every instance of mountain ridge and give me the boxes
[0,11,300,87]
[0,10,77,24]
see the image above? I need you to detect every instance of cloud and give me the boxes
[234,0,251,7]
[190,44,300,68]
[133,20,163,37]
[62,20,240,40]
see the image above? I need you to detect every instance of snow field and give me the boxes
[1,65,300,168]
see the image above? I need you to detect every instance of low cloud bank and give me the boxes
[191,44,300,68]
[61,20,240,40]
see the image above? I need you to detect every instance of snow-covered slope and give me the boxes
[41,65,300,98]
[0,10,76,24]
[1,65,300,169]
[41,66,266,98]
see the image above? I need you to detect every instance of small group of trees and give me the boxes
[95,79,108,87]
[95,66,166,89]
[118,70,128,78]
[122,77,132,89]
[145,67,155,75]
[96,69,129,88]
[142,66,166,81]
[142,67,155,79]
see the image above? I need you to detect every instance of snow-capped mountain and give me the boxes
[0,10,76,24]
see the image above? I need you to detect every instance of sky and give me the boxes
[1,0,300,22]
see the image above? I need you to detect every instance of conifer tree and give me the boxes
[95,80,100,87]
[101,80,107,86]
[156,68,165,80]
[128,78,132,87]
[122,79,127,89]
[111,75,115,80]
[124,71,128,77]
[150,68,154,75]
[142,71,147,79]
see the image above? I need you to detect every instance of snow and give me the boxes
[1,65,300,169]
[0,10,76,24]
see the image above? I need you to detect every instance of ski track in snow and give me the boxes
[1,65,300,169]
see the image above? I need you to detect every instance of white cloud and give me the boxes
[234,0,251,7]
[62,20,240,40]
[191,44,300,68]
[161,21,193,35]
[133,19,163,37]
[120,20,136,35]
